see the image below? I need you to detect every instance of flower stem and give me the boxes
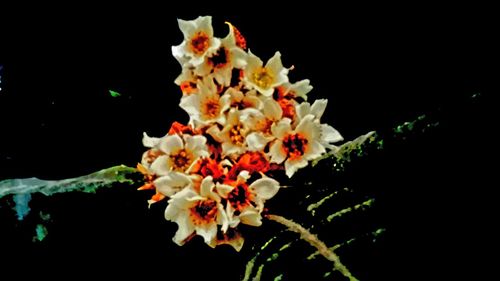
[265,214,359,281]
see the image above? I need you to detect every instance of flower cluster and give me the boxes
[137,16,343,251]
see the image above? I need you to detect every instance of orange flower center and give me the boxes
[180,81,197,95]
[202,98,220,119]
[209,47,230,69]
[171,149,192,171]
[191,200,218,225]
[282,133,308,160]
[252,67,274,89]
[189,32,210,55]
[227,183,253,213]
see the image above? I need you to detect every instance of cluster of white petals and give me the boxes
[138,16,343,251]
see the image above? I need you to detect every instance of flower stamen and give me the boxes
[190,32,210,55]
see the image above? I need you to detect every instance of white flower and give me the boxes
[224,88,262,110]
[269,115,326,177]
[154,172,194,197]
[165,176,228,246]
[243,51,289,96]
[140,132,164,171]
[216,171,280,228]
[206,108,250,157]
[279,79,313,101]
[241,96,283,151]
[179,76,231,128]
[174,67,199,95]
[194,23,247,87]
[150,134,209,176]
[296,99,344,149]
[172,16,221,67]
[208,228,244,252]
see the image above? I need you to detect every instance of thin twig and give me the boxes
[266,214,359,281]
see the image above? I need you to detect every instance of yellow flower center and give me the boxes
[189,32,210,55]
[229,124,245,145]
[251,67,274,89]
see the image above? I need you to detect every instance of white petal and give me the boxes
[177,18,196,39]
[310,99,327,120]
[159,134,184,155]
[262,97,282,121]
[290,79,313,100]
[196,223,218,244]
[179,94,201,119]
[295,114,319,139]
[168,187,199,209]
[296,102,311,121]
[237,170,251,181]
[231,48,247,69]
[216,183,234,198]
[213,66,232,87]
[217,204,229,233]
[284,158,308,178]
[239,209,262,227]
[155,172,192,197]
[194,60,212,77]
[259,87,275,97]
[150,155,171,176]
[222,142,245,157]
[246,132,269,151]
[250,177,280,200]
[185,135,207,154]
[196,16,213,37]
[164,202,179,221]
[271,118,292,139]
[172,212,195,246]
[239,108,265,129]
[266,51,286,78]
[206,125,223,142]
[321,124,344,143]
[219,93,232,113]
[171,43,187,64]
[305,141,326,161]
[245,49,263,72]
[269,140,287,164]
[222,23,236,46]
[142,132,160,148]
[226,108,239,125]
[200,176,215,198]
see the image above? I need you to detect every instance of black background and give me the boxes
[0,4,495,280]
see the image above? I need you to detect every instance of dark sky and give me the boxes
[0,9,490,177]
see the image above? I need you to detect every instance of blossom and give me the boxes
[296,99,344,149]
[207,108,252,158]
[194,23,247,87]
[243,51,289,96]
[179,76,230,128]
[138,16,345,250]
[150,134,209,176]
[172,16,221,67]
[216,171,280,228]
[269,115,326,177]
[165,176,228,245]
[278,79,313,101]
